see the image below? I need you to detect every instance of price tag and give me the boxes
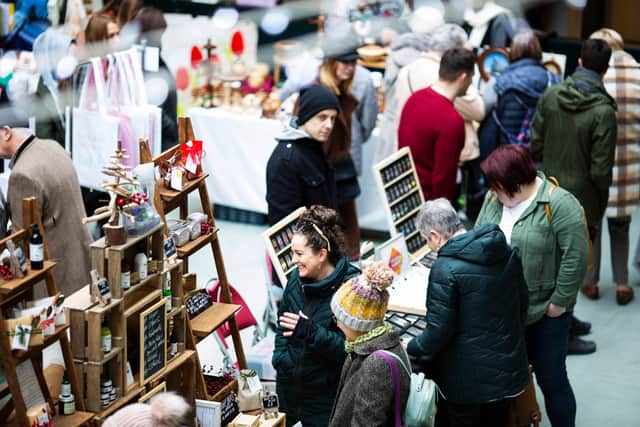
[170,168,183,191]
[144,46,160,72]
[12,323,31,351]
[185,154,197,174]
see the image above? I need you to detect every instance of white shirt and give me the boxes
[499,178,542,244]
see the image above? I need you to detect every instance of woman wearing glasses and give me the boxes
[272,205,360,427]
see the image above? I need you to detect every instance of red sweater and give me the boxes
[398,87,464,202]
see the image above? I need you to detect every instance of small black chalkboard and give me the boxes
[140,299,167,385]
[220,392,239,425]
[262,393,279,410]
[185,290,212,319]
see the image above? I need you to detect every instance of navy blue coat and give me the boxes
[479,58,560,158]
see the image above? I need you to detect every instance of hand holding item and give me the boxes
[546,303,566,318]
[279,311,310,337]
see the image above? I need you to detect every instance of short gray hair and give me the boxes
[428,24,468,53]
[416,198,461,239]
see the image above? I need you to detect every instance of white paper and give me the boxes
[16,360,46,409]
[170,169,183,191]
[144,46,160,72]
[185,154,197,174]
[387,265,429,314]
[11,323,31,351]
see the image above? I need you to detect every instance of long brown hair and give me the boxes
[318,58,354,97]
[84,13,116,44]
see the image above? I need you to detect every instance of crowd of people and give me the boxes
[0,1,638,427]
[266,6,639,427]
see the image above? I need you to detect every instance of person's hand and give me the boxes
[401,337,411,350]
[279,311,308,337]
[546,303,566,318]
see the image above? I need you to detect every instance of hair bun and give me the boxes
[362,261,394,291]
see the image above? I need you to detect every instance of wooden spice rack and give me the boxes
[373,147,430,261]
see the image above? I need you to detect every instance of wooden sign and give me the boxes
[140,299,167,385]
[373,147,429,261]
[185,290,212,319]
[262,207,306,287]
[139,382,166,403]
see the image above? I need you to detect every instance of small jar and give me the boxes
[121,260,131,290]
[58,393,75,415]
[101,322,112,353]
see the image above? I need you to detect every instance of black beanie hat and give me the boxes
[296,84,341,126]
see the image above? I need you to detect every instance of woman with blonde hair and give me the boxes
[581,28,639,305]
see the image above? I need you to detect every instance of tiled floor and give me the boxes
[193,203,640,426]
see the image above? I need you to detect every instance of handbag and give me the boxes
[375,350,437,427]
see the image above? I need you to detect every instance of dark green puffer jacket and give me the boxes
[273,256,360,427]
[407,224,529,404]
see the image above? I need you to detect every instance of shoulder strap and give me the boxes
[373,350,404,427]
[407,67,415,95]
[379,349,411,378]
[545,176,560,223]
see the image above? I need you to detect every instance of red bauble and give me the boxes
[230,31,245,56]
[175,67,189,91]
[190,46,203,69]
[116,197,126,207]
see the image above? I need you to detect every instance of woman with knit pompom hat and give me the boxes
[328,261,411,427]
[102,392,189,427]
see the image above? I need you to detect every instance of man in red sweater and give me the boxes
[398,48,476,202]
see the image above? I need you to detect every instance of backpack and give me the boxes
[492,91,537,150]
[374,350,437,427]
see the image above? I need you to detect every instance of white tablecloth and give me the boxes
[189,107,387,231]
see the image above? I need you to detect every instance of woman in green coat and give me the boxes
[476,145,590,427]
[272,205,360,427]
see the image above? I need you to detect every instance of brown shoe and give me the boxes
[616,285,634,305]
[580,283,600,300]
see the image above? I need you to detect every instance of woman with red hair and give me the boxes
[476,145,589,427]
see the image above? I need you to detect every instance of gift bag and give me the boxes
[237,369,262,411]
[72,58,120,190]
[6,315,43,350]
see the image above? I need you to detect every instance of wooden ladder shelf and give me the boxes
[0,197,93,426]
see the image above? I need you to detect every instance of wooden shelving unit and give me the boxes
[373,147,430,261]
[139,116,247,399]
[0,197,91,426]
[262,207,306,287]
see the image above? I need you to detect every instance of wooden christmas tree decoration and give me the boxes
[84,141,140,246]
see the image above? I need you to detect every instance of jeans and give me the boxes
[446,399,510,427]
[526,312,576,427]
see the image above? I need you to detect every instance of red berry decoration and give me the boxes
[230,31,245,56]
[116,197,126,208]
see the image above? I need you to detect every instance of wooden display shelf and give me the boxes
[168,304,185,320]
[97,385,144,420]
[165,349,195,375]
[123,272,159,298]
[383,169,414,190]
[13,324,70,361]
[124,288,162,317]
[389,187,420,208]
[158,173,209,203]
[52,411,95,427]
[190,303,241,338]
[92,224,165,254]
[0,261,56,296]
[395,209,420,228]
[176,230,218,258]
[86,346,123,366]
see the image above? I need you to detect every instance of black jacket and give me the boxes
[273,257,360,427]
[407,224,529,404]
[266,128,337,225]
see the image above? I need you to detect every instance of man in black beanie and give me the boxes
[266,84,341,225]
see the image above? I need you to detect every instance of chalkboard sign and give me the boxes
[262,393,279,410]
[164,237,177,259]
[140,299,167,385]
[185,290,212,319]
[220,392,239,426]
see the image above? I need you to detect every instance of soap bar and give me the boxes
[229,413,260,427]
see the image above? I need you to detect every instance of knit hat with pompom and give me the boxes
[102,392,190,427]
[331,261,394,332]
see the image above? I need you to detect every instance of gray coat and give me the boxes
[279,63,378,175]
[329,329,410,427]
[8,137,92,298]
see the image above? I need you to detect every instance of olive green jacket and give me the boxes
[530,67,617,228]
[476,174,590,325]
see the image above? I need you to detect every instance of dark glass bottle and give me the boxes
[29,223,44,269]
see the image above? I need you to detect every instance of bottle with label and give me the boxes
[101,320,112,353]
[168,326,178,357]
[121,259,131,291]
[163,272,172,312]
[58,371,76,415]
[134,244,148,281]
[29,223,44,269]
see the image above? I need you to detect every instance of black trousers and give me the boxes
[446,399,510,427]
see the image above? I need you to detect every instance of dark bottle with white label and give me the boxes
[29,223,44,269]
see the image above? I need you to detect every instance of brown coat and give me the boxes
[8,137,92,297]
[329,330,410,427]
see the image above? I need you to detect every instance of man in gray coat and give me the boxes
[0,122,92,297]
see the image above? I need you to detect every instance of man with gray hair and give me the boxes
[407,198,529,426]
